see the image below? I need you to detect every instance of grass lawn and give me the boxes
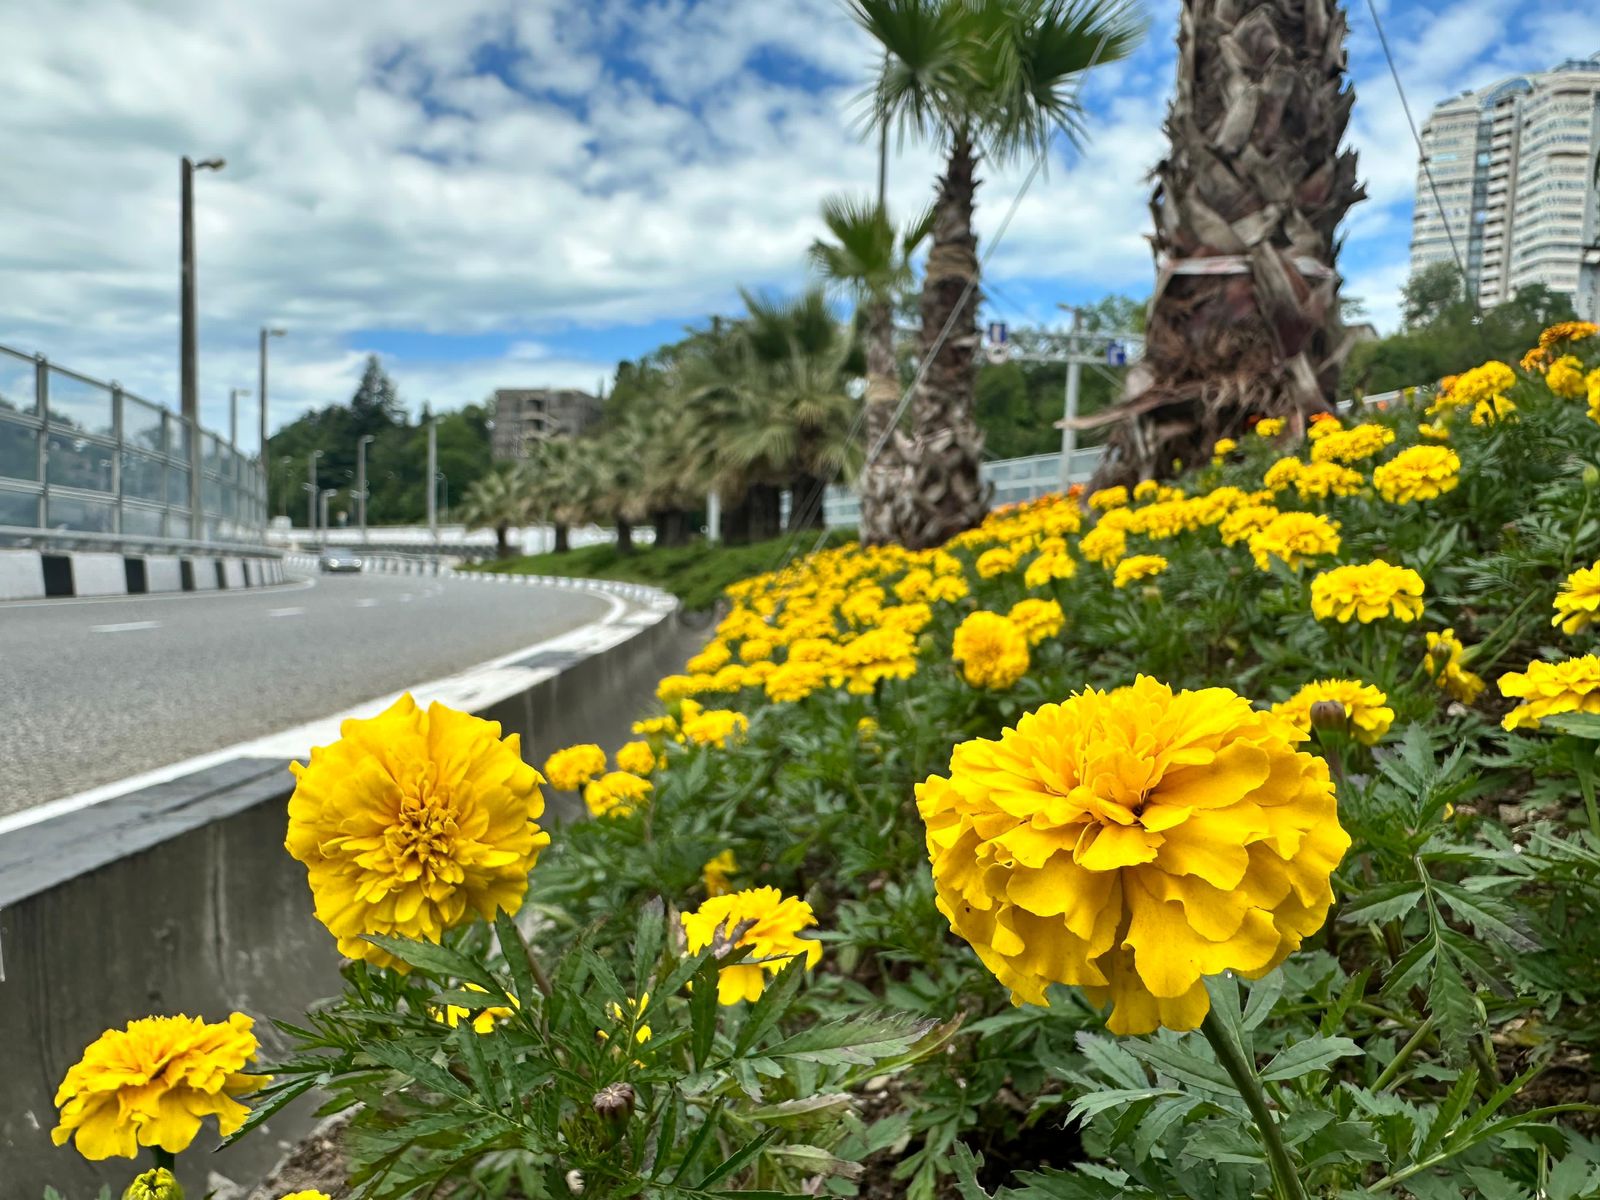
[469,530,855,610]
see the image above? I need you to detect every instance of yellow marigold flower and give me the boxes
[839,586,887,626]
[1248,511,1341,572]
[1471,394,1517,425]
[1306,414,1343,440]
[125,1169,184,1200]
[1255,417,1286,437]
[1133,479,1160,501]
[681,887,822,1004]
[1310,423,1395,465]
[916,676,1349,1034]
[1262,456,1303,492]
[1433,360,1515,413]
[894,567,934,602]
[1211,437,1238,459]
[681,707,749,748]
[1499,655,1600,730]
[685,641,732,675]
[1293,461,1364,501]
[877,601,933,635]
[286,695,548,964]
[976,545,1023,579]
[1079,523,1127,567]
[599,993,653,1045]
[1008,598,1066,644]
[1025,550,1078,588]
[278,1192,332,1200]
[544,743,607,792]
[764,658,832,704]
[1089,485,1129,511]
[1113,554,1168,589]
[952,611,1030,691]
[739,638,773,663]
[632,714,678,740]
[857,716,880,738]
[1125,499,1199,540]
[1417,420,1451,441]
[585,770,652,819]
[615,739,658,776]
[835,627,919,694]
[1273,679,1394,745]
[1310,560,1425,624]
[1191,486,1251,526]
[1219,503,1279,546]
[432,982,517,1034]
[1540,320,1599,350]
[1521,346,1549,373]
[1424,628,1486,705]
[924,572,970,603]
[703,849,738,896]
[1547,355,1587,400]
[53,1013,267,1161]
[1372,444,1460,503]
[1553,562,1600,635]
[656,674,699,703]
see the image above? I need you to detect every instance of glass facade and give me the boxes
[0,345,266,543]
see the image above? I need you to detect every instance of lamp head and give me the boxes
[195,158,226,171]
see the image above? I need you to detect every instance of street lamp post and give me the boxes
[356,434,375,543]
[436,471,449,527]
[180,154,225,540]
[276,455,293,517]
[319,487,337,537]
[307,449,322,534]
[229,387,251,449]
[259,327,285,456]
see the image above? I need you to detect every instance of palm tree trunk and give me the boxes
[857,301,906,545]
[495,522,510,560]
[787,471,826,531]
[1092,0,1364,488]
[893,131,989,550]
[553,522,570,554]
[616,518,634,555]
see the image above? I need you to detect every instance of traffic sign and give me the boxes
[986,321,1008,346]
[1105,341,1127,366]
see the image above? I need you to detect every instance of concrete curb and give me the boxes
[0,577,701,1197]
[0,547,287,600]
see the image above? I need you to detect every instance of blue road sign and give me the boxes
[986,321,1008,345]
[1106,341,1127,366]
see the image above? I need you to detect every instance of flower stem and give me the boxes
[151,1146,175,1171]
[1200,1010,1308,1200]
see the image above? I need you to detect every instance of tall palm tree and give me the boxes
[808,194,932,545]
[851,0,1143,548]
[458,464,530,560]
[1091,0,1364,486]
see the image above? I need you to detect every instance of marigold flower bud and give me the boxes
[1309,699,1347,731]
[1584,464,1600,491]
[124,1169,184,1200]
[592,1082,634,1122]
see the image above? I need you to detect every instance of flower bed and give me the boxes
[45,323,1600,1199]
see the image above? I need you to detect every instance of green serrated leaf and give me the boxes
[1259,1036,1362,1083]
[1340,881,1429,926]
[1125,1036,1234,1095]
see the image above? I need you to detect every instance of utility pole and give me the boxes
[229,387,251,449]
[319,487,337,536]
[180,154,225,539]
[426,418,438,542]
[357,434,375,542]
[259,327,285,454]
[1060,306,1081,493]
[307,449,322,534]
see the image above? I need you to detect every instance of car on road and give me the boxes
[318,549,364,574]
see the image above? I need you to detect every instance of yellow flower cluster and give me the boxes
[1547,355,1588,400]
[1248,511,1341,572]
[1553,561,1600,635]
[1079,523,1127,566]
[616,739,660,775]
[916,677,1349,1033]
[432,982,517,1034]
[702,848,738,896]
[53,1013,267,1160]
[1211,437,1237,459]
[1471,394,1517,426]
[1088,485,1129,511]
[681,886,822,1004]
[1263,457,1303,493]
[1371,445,1460,503]
[680,703,749,748]
[1294,461,1364,501]
[1498,655,1600,730]
[952,611,1030,690]
[585,770,652,819]
[1432,360,1515,414]
[1424,628,1486,705]
[1539,321,1599,350]
[1307,414,1343,440]
[1255,417,1286,437]
[544,743,607,791]
[1007,597,1065,644]
[1220,503,1280,546]
[286,695,548,965]
[1272,679,1394,745]
[1310,560,1425,624]
[1113,554,1168,589]
[1310,423,1395,465]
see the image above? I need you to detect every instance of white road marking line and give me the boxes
[268,606,305,618]
[91,621,160,633]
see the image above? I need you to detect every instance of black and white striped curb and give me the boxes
[0,547,287,601]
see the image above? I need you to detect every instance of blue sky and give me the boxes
[2,0,1597,453]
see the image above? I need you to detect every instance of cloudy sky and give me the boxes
[3,0,1597,452]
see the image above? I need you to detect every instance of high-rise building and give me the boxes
[489,388,603,461]
[1409,54,1600,319]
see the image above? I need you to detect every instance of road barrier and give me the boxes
[0,574,700,1198]
[0,545,287,600]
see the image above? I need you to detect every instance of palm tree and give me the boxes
[808,194,932,545]
[458,465,529,560]
[851,0,1142,547]
[522,438,585,553]
[1091,0,1364,486]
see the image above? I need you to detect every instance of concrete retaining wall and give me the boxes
[0,591,703,1198]
[0,549,288,600]
[146,554,184,593]
[70,551,127,596]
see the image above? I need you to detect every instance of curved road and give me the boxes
[0,570,612,817]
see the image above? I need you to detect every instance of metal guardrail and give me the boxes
[0,343,267,548]
[0,524,280,559]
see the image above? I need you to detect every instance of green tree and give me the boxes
[851,0,1142,547]
[458,463,530,559]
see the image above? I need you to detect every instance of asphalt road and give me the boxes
[0,570,612,816]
